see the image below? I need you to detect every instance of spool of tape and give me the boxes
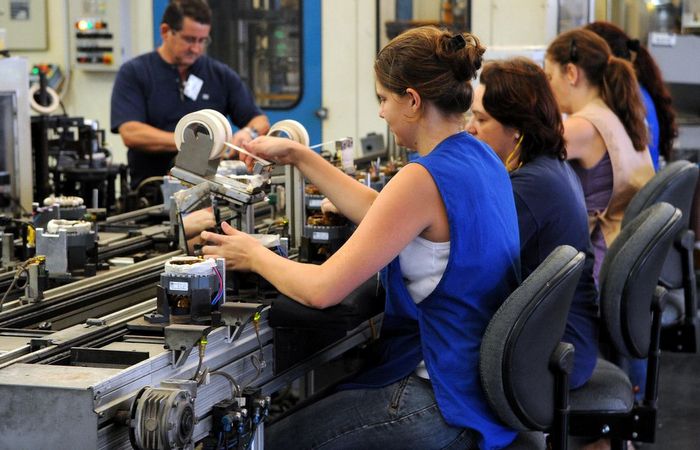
[29,84,61,115]
[201,109,233,144]
[268,120,310,147]
[174,109,232,160]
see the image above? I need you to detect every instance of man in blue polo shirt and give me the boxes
[110,0,269,190]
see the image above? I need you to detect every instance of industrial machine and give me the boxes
[0,57,33,213]
[0,255,383,450]
[30,110,126,213]
[0,104,386,449]
[300,179,352,263]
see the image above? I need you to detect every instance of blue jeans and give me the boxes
[265,374,478,449]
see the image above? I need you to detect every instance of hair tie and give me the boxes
[448,34,467,52]
[626,39,640,52]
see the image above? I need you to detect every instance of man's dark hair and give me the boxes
[162,0,212,31]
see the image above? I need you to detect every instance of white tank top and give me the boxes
[399,235,450,304]
[399,236,450,379]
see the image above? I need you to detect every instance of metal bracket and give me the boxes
[219,303,263,343]
[21,256,47,303]
[569,405,657,442]
[84,318,107,328]
[164,324,212,368]
[1,232,16,269]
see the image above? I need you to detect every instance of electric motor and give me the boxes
[129,386,196,450]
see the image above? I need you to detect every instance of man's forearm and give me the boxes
[118,121,177,152]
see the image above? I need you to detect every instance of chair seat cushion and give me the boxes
[570,358,635,413]
[505,431,546,450]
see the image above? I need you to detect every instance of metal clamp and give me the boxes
[164,324,212,368]
[219,303,264,343]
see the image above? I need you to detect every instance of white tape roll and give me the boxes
[201,109,233,144]
[174,109,232,160]
[29,84,60,115]
[268,120,310,147]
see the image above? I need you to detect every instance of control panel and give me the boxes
[68,0,132,71]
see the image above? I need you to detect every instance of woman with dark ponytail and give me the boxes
[545,28,655,283]
[210,26,522,449]
[586,21,678,169]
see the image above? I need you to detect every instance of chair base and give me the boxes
[661,319,698,353]
[568,405,657,443]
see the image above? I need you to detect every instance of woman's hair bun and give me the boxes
[436,32,485,82]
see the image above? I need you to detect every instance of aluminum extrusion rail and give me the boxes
[0,251,181,329]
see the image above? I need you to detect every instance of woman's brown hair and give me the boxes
[480,58,566,164]
[585,21,677,161]
[374,26,485,115]
[546,28,648,152]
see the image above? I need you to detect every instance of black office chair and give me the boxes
[480,245,586,450]
[568,202,683,448]
[622,160,699,351]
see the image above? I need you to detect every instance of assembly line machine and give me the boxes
[0,111,385,449]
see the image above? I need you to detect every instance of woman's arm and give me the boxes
[245,136,379,224]
[563,116,606,168]
[201,163,444,308]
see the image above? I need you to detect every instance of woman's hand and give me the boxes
[240,136,303,170]
[181,207,216,239]
[320,197,340,215]
[200,222,264,271]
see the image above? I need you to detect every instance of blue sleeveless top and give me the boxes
[344,132,521,449]
[640,86,660,170]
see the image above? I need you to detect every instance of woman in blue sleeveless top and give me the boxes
[202,26,521,450]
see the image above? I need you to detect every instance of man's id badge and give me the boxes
[183,74,204,101]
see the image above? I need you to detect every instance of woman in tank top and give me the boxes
[201,26,521,449]
[585,21,678,170]
[544,28,654,283]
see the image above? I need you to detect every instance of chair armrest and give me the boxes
[549,342,575,375]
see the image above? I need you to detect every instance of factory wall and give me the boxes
[10,0,577,169]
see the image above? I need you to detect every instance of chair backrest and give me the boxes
[622,160,699,288]
[480,245,585,431]
[600,202,683,358]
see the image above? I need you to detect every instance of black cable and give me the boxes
[191,339,206,384]
[0,259,33,312]
[243,420,262,450]
[210,370,241,398]
[0,275,19,312]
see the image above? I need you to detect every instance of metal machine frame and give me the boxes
[0,57,33,212]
